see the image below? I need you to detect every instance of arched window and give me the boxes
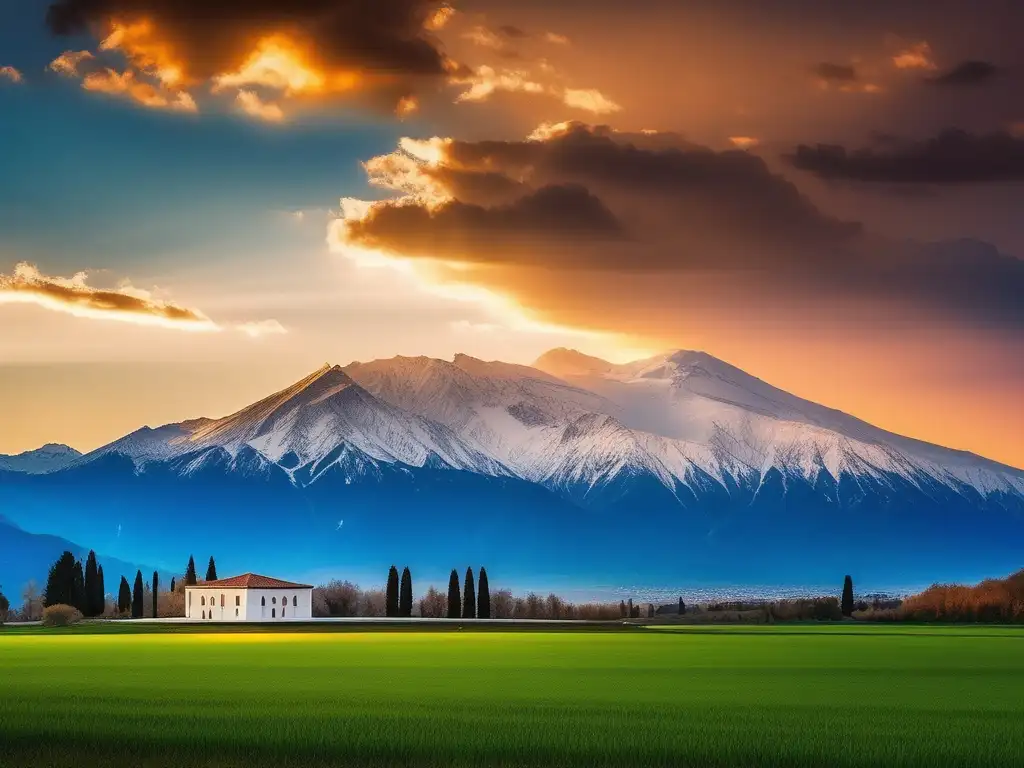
[293,596,297,607]
[272,608,276,618]
[261,596,266,606]
[202,610,206,619]
[282,607,286,618]
[272,596,277,605]
[201,596,205,606]
[235,608,239,617]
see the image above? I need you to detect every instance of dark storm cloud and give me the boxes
[341,123,1024,331]
[347,184,624,262]
[787,129,1024,183]
[45,0,449,82]
[926,60,998,86]
[814,62,858,82]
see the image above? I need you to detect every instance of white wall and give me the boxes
[185,587,312,621]
[186,587,248,621]
[246,589,313,621]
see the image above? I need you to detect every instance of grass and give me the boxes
[1,623,1022,767]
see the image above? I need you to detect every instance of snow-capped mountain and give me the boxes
[77,364,509,483]
[3,349,1022,590]
[0,443,81,474]
[531,348,1024,501]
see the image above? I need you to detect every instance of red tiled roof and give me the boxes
[188,573,313,589]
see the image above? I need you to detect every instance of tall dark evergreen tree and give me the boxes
[386,566,400,617]
[0,587,9,621]
[678,597,686,616]
[152,571,159,619]
[185,556,197,586]
[399,567,413,618]
[619,600,627,618]
[447,569,461,619]
[841,575,855,617]
[84,551,101,617]
[477,567,491,619]
[462,567,476,619]
[627,598,634,619]
[170,577,176,593]
[131,570,144,619]
[205,557,217,582]
[71,559,86,613]
[97,565,105,616]
[117,576,131,613]
[44,551,76,608]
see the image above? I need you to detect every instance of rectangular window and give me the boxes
[235,595,240,606]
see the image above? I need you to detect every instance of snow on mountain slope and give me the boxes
[0,443,81,474]
[344,354,616,478]
[78,365,508,482]
[534,348,1024,498]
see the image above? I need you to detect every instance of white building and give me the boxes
[185,573,313,622]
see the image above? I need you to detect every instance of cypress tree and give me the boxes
[477,567,491,619]
[170,577,176,593]
[132,570,144,619]
[152,571,159,618]
[117,576,131,613]
[446,569,461,618]
[841,575,855,617]
[84,551,100,617]
[462,567,476,619]
[399,567,413,617]
[71,559,86,613]
[627,598,634,619]
[678,597,686,615]
[185,556,197,586]
[386,566,400,617]
[97,565,105,616]
[44,551,76,607]
[619,600,627,618]
[205,557,217,582]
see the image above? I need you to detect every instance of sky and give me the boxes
[1,0,1022,468]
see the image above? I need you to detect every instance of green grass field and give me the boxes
[2,624,1022,767]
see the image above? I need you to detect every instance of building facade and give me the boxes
[185,573,314,621]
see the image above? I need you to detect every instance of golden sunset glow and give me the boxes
[212,35,357,96]
[101,19,186,86]
[81,68,197,111]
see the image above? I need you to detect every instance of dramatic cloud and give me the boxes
[0,263,287,335]
[927,60,998,86]
[330,123,1024,350]
[0,66,23,83]
[46,0,451,113]
[788,129,1024,183]
[562,88,621,114]
[0,262,217,331]
[892,42,936,71]
[235,89,284,122]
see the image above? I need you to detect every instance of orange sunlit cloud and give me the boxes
[101,19,186,86]
[0,65,24,83]
[562,88,621,114]
[82,67,197,111]
[892,41,937,70]
[0,263,288,336]
[0,262,218,332]
[729,136,760,149]
[211,35,359,96]
[235,89,285,122]
[47,49,94,76]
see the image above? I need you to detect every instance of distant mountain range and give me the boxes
[1,349,1021,598]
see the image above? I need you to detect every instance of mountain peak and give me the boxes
[0,443,83,474]
[534,348,615,378]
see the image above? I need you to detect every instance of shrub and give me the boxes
[42,604,83,627]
